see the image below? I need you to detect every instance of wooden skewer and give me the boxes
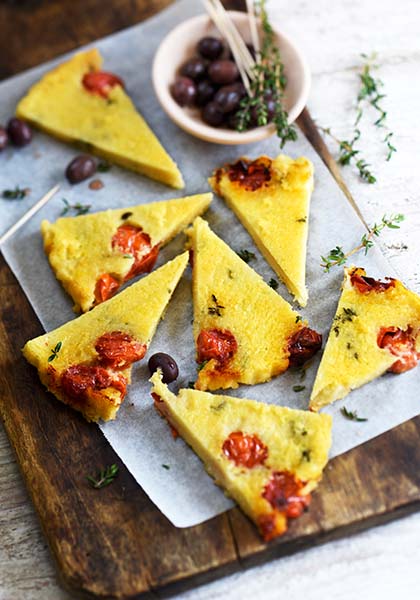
[0,184,60,246]
[246,0,260,55]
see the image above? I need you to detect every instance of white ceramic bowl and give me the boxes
[152,12,310,145]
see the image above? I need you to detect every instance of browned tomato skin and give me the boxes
[288,327,322,367]
[350,272,395,294]
[112,224,159,280]
[197,328,238,365]
[377,326,419,373]
[61,365,127,401]
[262,471,311,519]
[222,431,268,468]
[95,331,146,369]
[94,273,120,304]
[82,71,124,98]
[224,157,272,191]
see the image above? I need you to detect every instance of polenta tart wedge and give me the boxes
[310,266,420,411]
[22,252,189,422]
[16,48,184,189]
[209,155,314,307]
[42,193,211,312]
[151,371,332,541]
[188,217,322,391]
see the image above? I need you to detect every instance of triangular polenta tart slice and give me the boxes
[16,48,184,189]
[209,155,314,307]
[22,252,188,422]
[151,371,332,541]
[42,193,211,312]
[188,217,322,391]
[310,266,420,411]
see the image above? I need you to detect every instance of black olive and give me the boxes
[180,57,208,82]
[208,60,239,85]
[201,102,225,127]
[214,82,246,114]
[65,155,97,184]
[197,37,224,60]
[148,352,179,383]
[171,77,197,107]
[0,126,8,151]
[7,118,32,147]
[195,79,218,107]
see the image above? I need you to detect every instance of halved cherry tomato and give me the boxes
[222,431,268,468]
[112,224,159,280]
[288,327,322,367]
[95,331,146,369]
[350,272,395,294]
[82,71,124,98]
[95,273,120,304]
[196,328,237,364]
[377,326,419,373]
[262,471,311,519]
[61,364,127,401]
[227,157,272,191]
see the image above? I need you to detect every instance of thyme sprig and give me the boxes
[319,53,396,181]
[86,464,119,489]
[237,249,256,263]
[2,186,29,200]
[341,406,368,422]
[321,213,404,272]
[234,0,297,148]
[61,198,91,216]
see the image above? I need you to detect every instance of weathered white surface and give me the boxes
[1,0,420,598]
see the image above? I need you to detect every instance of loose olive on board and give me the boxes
[0,127,8,151]
[65,155,97,184]
[7,118,32,147]
[148,352,179,383]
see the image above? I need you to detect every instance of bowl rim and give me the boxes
[152,11,311,145]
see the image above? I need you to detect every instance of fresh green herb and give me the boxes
[237,249,256,263]
[293,385,306,392]
[208,293,225,316]
[48,341,62,362]
[97,160,111,172]
[384,132,397,161]
[86,464,119,489]
[319,127,376,184]
[321,213,404,272]
[162,464,170,470]
[295,315,303,323]
[2,186,28,200]
[235,1,297,148]
[121,211,133,220]
[341,406,368,422]
[354,352,359,360]
[228,269,234,279]
[296,217,307,223]
[188,381,195,389]
[333,307,357,336]
[268,278,279,289]
[302,449,311,462]
[210,401,226,412]
[298,367,306,381]
[61,198,91,216]
[197,360,208,372]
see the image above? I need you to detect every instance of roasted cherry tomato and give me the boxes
[288,327,322,367]
[197,328,237,364]
[227,157,272,191]
[350,272,395,294]
[377,326,419,373]
[95,331,146,369]
[112,224,159,279]
[61,365,127,400]
[262,471,311,519]
[82,71,124,98]
[95,273,120,304]
[222,431,268,468]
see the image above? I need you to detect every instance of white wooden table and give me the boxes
[1,0,420,598]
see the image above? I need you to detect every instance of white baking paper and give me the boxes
[1,0,419,527]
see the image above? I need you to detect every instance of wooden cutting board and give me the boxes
[1,1,420,599]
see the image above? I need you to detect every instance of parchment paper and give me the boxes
[1,0,419,527]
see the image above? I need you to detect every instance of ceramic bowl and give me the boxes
[152,11,310,145]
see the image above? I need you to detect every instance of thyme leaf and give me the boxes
[86,464,119,489]
[208,293,225,316]
[293,385,306,392]
[97,160,111,172]
[268,277,279,289]
[237,249,256,264]
[48,341,62,362]
[2,186,29,200]
[321,213,404,271]
[341,406,368,422]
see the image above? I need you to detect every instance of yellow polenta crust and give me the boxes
[189,217,310,391]
[209,155,314,307]
[42,193,211,313]
[22,252,188,422]
[151,371,332,539]
[310,267,420,411]
[16,48,184,189]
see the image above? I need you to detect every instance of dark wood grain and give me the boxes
[1,1,420,599]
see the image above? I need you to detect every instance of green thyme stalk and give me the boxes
[235,0,297,148]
